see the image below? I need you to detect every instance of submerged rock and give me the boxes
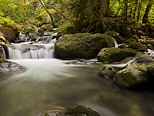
[55,33,115,59]
[113,62,154,88]
[38,105,100,116]
[97,48,137,63]
[0,58,25,73]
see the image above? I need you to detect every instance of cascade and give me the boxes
[8,33,57,59]
[113,38,119,48]
[0,45,6,58]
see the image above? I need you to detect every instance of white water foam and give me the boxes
[8,38,56,59]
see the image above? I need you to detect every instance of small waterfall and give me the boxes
[113,38,119,48]
[0,45,6,59]
[8,33,57,59]
[145,49,154,56]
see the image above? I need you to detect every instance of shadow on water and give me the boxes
[0,59,154,116]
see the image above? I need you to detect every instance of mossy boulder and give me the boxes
[128,42,147,52]
[39,105,100,116]
[99,65,119,79]
[55,33,115,59]
[97,48,137,63]
[113,63,154,88]
[0,26,18,42]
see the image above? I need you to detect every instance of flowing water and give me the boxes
[0,45,6,59]
[0,34,154,116]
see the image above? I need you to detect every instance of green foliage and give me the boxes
[0,0,153,35]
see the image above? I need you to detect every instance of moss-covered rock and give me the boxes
[39,105,100,116]
[55,33,115,59]
[113,63,154,88]
[0,58,9,62]
[99,65,119,79]
[0,26,18,42]
[97,48,137,63]
[128,42,147,52]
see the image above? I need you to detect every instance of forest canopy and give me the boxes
[0,0,153,33]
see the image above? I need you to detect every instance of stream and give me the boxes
[0,34,154,116]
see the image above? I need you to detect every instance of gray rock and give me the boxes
[113,62,154,88]
[0,59,25,73]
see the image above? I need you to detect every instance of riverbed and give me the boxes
[0,58,154,116]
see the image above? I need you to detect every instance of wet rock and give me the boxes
[38,105,100,116]
[113,62,154,88]
[132,55,154,63]
[0,26,18,43]
[99,65,118,79]
[127,42,147,52]
[55,33,115,59]
[97,48,137,63]
[0,58,25,73]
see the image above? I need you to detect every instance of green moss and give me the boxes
[57,24,76,36]
[0,36,9,43]
[40,24,53,32]
[97,48,136,63]
[100,66,107,70]
[64,105,100,116]
[115,72,138,86]
[0,58,9,63]
[141,23,154,38]
[0,17,22,30]
[55,33,115,59]
[126,38,137,44]
[128,42,147,52]
[146,41,154,50]
[105,31,119,37]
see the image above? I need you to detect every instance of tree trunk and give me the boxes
[106,0,110,16]
[133,0,139,19]
[38,0,56,28]
[114,0,123,17]
[137,0,143,22]
[124,0,128,23]
[142,0,153,23]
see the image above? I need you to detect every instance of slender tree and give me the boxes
[105,0,110,16]
[124,0,128,23]
[38,0,56,27]
[133,0,139,19]
[137,0,143,22]
[142,0,153,23]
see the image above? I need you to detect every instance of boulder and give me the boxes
[113,62,154,88]
[0,58,25,73]
[127,42,147,52]
[55,33,115,59]
[38,105,100,116]
[0,26,18,42]
[99,64,126,79]
[97,48,137,63]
